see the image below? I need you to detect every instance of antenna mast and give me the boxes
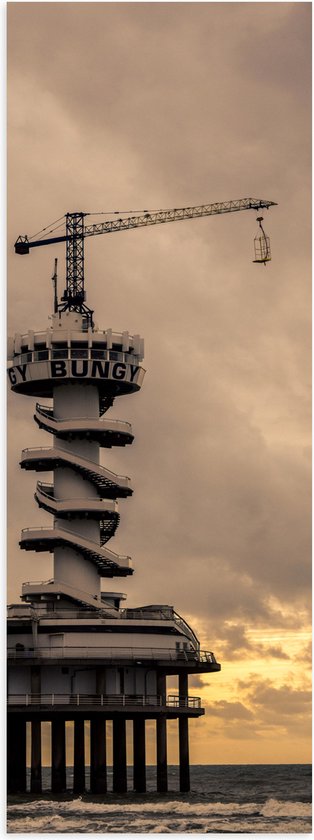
[52,258,58,313]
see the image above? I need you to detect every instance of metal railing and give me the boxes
[10,327,140,343]
[20,446,131,484]
[167,695,201,708]
[21,579,103,604]
[10,348,142,367]
[7,645,217,664]
[7,693,201,709]
[8,596,201,649]
[20,526,131,566]
[121,608,174,621]
[35,403,132,430]
[35,485,118,511]
[122,610,199,649]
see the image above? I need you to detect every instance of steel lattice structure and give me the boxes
[15,196,277,325]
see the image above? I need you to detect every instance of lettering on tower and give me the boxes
[7,360,142,387]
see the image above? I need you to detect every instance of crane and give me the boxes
[15,197,277,326]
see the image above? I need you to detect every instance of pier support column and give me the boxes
[179,672,190,791]
[30,719,42,793]
[51,717,66,792]
[113,716,127,793]
[7,716,26,793]
[156,671,167,792]
[73,718,85,793]
[133,717,146,792]
[90,717,107,793]
[157,672,167,705]
[30,667,42,792]
[156,715,168,792]
[179,716,190,792]
[179,672,188,704]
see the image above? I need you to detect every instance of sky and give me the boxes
[7,2,311,765]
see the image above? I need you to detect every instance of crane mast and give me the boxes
[15,197,277,326]
[63,212,86,310]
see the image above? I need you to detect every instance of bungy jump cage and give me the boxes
[253,216,272,265]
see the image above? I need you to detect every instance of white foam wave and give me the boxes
[262,798,311,818]
[7,814,312,836]
[8,797,312,818]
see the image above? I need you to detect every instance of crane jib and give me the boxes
[14,198,277,253]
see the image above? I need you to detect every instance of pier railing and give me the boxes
[7,645,217,664]
[7,693,202,709]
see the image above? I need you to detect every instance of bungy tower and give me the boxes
[7,201,278,795]
[7,308,220,794]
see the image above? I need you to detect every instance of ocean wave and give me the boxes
[7,815,312,835]
[8,797,312,817]
[7,797,312,834]
[261,799,311,818]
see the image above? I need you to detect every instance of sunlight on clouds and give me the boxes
[181,600,311,763]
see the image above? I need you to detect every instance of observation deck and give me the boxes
[7,320,145,398]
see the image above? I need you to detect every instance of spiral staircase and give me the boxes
[19,392,135,585]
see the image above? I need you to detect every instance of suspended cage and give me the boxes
[253,216,271,264]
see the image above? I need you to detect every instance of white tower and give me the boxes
[9,311,144,606]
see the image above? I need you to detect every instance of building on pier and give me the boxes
[7,309,221,794]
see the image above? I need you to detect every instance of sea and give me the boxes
[7,764,312,834]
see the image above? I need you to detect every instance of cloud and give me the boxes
[7,2,311,765]
[201,674,312,746]
[297,641,312,665]
[205,700,254,721]
[263,646,289,661]
[248,681,312,720]
[187,675,205,689]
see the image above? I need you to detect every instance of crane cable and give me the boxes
[27,210,158,242]
[28,215,66,241]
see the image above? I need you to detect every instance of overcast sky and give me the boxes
[7,2,311,764]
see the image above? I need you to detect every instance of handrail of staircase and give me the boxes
[20,526,131,563]
[21,446,131,482]
[35,485,118,508]
[35,404,132,429]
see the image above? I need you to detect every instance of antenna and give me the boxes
[51,258,58,313]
